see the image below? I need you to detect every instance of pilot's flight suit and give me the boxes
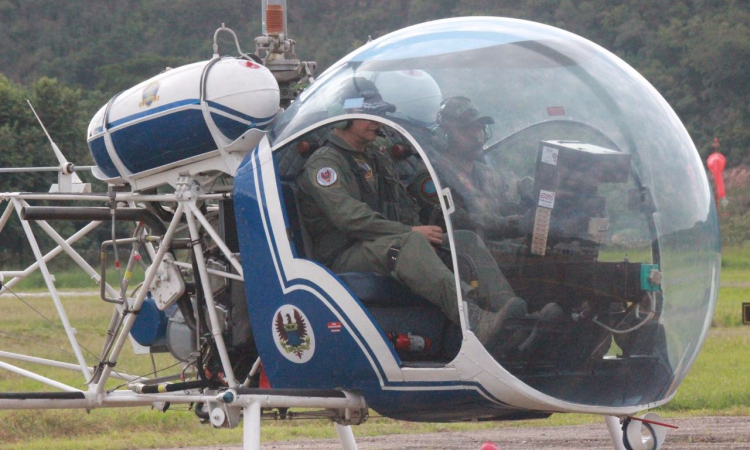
[427,149,532,239]
[296,133,469,324]
[296,134,518,328]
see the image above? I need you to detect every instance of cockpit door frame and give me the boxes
[269,113,473,339]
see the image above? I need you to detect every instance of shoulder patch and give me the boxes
[316,167,338,186]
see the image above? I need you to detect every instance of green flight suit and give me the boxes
[296,133,464,325]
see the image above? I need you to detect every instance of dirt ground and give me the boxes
[160,416,750,450]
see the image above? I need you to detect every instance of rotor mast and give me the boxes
[255,0,317,108]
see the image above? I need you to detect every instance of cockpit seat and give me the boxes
[336,272,431,307]
[338,272,460,362]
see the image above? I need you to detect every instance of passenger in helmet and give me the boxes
[296,77,528,353]
[426,96,565,356]
[429,96,535,239]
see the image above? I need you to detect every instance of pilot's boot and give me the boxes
[518,303,566,356]
[469,297,528,352]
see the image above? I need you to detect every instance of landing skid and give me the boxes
[606,413,671,450]
[0,388,365,450]
[606,416,628,450]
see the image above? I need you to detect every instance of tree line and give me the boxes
[1,0,747,162]
[0,0,748,264]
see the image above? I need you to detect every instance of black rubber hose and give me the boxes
[139,380,210,394]
[139,188,176,223]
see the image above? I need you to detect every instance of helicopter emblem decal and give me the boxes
[139,81,161,107]
[273,305,315,363]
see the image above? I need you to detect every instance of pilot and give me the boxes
[296,77,525,352]
[429,96,534,239]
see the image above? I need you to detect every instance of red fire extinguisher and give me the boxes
[387,332,432,353]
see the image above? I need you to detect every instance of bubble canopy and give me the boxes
[269,17,720,408]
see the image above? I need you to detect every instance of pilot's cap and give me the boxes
[437,96,495,127]
[337,77,397,115]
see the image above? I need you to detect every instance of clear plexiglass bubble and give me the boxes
[270,17,720,408]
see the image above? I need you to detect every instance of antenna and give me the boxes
[26,100,90,193]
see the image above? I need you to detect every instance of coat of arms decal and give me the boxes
[272,305,315,363]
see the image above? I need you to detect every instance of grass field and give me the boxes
[0,244,748,450]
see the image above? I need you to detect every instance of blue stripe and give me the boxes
[92,99,274,135]
[212,113,253,140]
[111,109,215,174]
[108,99,200,129]
[87,136,120,178]
[206,100,276,125]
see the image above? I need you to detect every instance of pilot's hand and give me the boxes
[412,225,443,245]
[513,208,536,236]
[517,176,535,204]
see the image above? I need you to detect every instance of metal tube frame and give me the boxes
[0,183,237,393]
[173,260,244,281]
[12,198,92,380]
[18,199,120,299]
[0,200,15,235]
[0,220,102,296]
[0,166,95,173]
[0,192,230,202]
[0,388,365,412]
[2,200,143,384]
[2,189,204,390]
[0,179,369,450]
[0,351,138,382]
[0,360,81,392]
[92,202,185,394]
[185,204,239,387]
[335,423,359,450]
[0,167,62,173]
[98,224,147,304]
[244,401,262,450]
[188,202,243,276]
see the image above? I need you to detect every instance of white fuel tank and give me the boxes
[87,57,280,190]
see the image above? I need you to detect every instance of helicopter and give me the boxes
[0,1,721,450]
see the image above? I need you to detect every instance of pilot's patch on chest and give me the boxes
[354,159,373,179]
[316,167,338,186]
[421,177,437,197]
